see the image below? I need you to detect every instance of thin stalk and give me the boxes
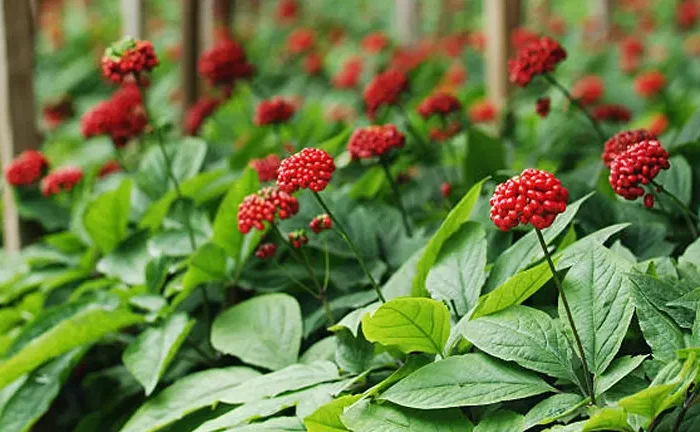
[312,192,386,303]
[379,158,413,236]
[535,228,596,405]
[672,388,698,432]
[271,259,319,299]
[299,246,323,293]
[113,148,130,173]
[200,285,211,331]
[396,104,431,154]
[544,74,606,143]
[270,224,322,291]
[185,337,217,365]
[652,180,699,239]
[319,239,335,325]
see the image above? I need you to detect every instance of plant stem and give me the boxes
[672,388,698,432]
[379,158,413,237]
[270,224,322,291]
[535,228,597,405]
[544,74,606,144]
[312,192,386,303]
[397,104,431,154]
[271,258,319,299]
[113,148,130,173]
[651,181,699,240]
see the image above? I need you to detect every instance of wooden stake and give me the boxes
[182,0,200,120]
[120,0,145,39]
[484,0,521,113]
[0,0,40,252]
[395,0,420,45]
[594,0,613,42]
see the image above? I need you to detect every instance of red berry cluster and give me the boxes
[592,104,632,124]
[417,93,462,119]
[237,187,299,234]
[508,36,567,87]
[348,124,405,160]
[469,100,497,123]
[288,230,309,248]
[441,182,452,198]
[198,38,255,88]
[608,140,670,201]
[255,97,296,126]
[363,69,409,119]
[101,38,159,84]
[647,113,669,136]
[572,75,604,105]
[430,122,462,142]
[5,150,49,186]
[677,1,700,30]
[490,168,569,231]
[602,129,655,167]
[185,98,220,136]
[277,148,335,193]
[81,83,148,148]
[41,167,83,196]
[98,160,121,178]
[361,32,389,53]
[287,28,316,55]
[250,154,281,182]
[619,36,644,73]
[304,53,323,75]
[276,0,299,23]
[333,57,363,89]
[309,214,332,233]
[43,97,74,130]
[511,28,540,51]
[634,71,666,98]
[255,243,277,260]
[535,97,551,118]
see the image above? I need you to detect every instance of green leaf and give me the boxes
[177,242,229,304]
[84,179,132,254]
[211,294,302,370]
[523,393,586,429]
[582,407,633,432]
[595,355,647,397]
[137,138,207,199]
[461,305,576,381]
[361,298,451,355]
[0,305,143,390]
[341,399,474,432]
[96,232,151,285]
[225,417,305,431]
[0,349,84,432]
[654,155,692,205]
[334,330,374,374]
[120,366,261,432]
[555,224,630,270]
[470,259,554,320]
[680,238,700,268]
[617,383,676,419]
[123,313,194,396]
[304,394,361,432]
[380,353,555,409]
[464,128,505,188]
[473,410,523,432]
[485,193,591,291]
[426,222,487,317]
[413,179,486,296]
[212,168,260,259]
[559,246,635,375]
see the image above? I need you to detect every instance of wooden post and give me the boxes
[0,0,40,252]
[394,0,420,45]
[485,0,521,113]
[182,0,200,120]
[594,0,613,41]
[120,0,145,38]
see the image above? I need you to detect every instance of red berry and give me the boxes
[250,154,281,182]
[490,169,569,231]
[255,97,296,126]
[508,36,567,87]
[81,83,148,148]
[361,32,389,53]
[417,93,462,119]
[469,100,497,123]
[277,148,335,193]
[643,193,655,209]
[441,182,452,198]
[535,97,551,118]
[571,75,604,106]
[98,160,121,178]
[363,69,409,119]
[198,38,255,88]
[288,230,309,248]
[237,187,299,234]
[41,167,83,196]
[608,140,670,201]
[592,104,632,124]
[5,150,49,187]
[185,98,220,136]
[348,124,405,160]
[309,214,332,234]
[101,38,159,84]
[602,129,656,167]
[429,122,462,142]
[332,57,363,89]
[255,243,277,260]
[634,70,666,98]
[303,52,323,75]
[287,28,316,55]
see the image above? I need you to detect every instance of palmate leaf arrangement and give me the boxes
[3,4,700,432]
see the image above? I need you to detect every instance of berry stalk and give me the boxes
[651,181,699,239]
[379,158,413,237]
[535,228,597,405]
[544,74,606,144]
[312,192,386,303]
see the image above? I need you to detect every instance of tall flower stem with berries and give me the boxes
[544,74,606,143]
[651,181,699,239]
[535,228,596,405]
[312,192,386,303]
[379,158,412,236]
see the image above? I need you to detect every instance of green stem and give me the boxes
[545,74,606,144]
[271,258,319,299]
[113,148,130,173]
[312,192,386,303]
[379,158,413,237]
[299,246,323,293]
[652,180,699,239]
[672,387,698,432]
[535,228,597,405]
[397,104,431,154]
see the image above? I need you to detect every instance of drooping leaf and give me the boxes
[211,294,302,371]
[582,407,633,432]
[595,355,647,397]
[523,393,586,429]
[96,232,151,285]
[473,410,523,432]
[380,353,555,409]
[83,179,132,254]
[304,394,361,432]
[361,297,451,355]
[122,313,195,396]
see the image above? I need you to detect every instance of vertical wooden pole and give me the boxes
[594,0,613,41]
[485,0,521,113]
[0,0,39,252]
[120,0,145,38]
[182,0,200,121]
[199,0,216,53]
[394,0,420,45]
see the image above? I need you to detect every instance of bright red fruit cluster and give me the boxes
[185,98,220,136]
[255,243,277,260]
[430,122,462,142]
[5,150,49,186]
[276,0,299,24]
[287,28,316,54]
[469,100,497,123]
[361,32,389,53]
[237,187,299,233]
[602,129,655,167]
[677,1,700,30]
[592,104,632,123]
[490,168,569,231]
[198,39,255,88]
[277,148,335,193]
[41,167,83,196]
[608,140,670,200]
[417,93,462,119]
[250,154,281,182]
[304,53,323,75]
[255,97,296,126]
[43,98,74,130]
[348,124,405,160]
[364,69,408,119]
[333,57,363,89]
[509,36,567,87]
[536,97,551,118]
[101,38,159,84]
[98,160,121,178]
[309,214,332,233]
[288,230,309,248]
[634,71,666,98]
[81,83,148,148]
[572,75,604,105]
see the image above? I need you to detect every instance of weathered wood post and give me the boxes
[484,0,521,114]
[120,0,145,38]
[395,0,420,45]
